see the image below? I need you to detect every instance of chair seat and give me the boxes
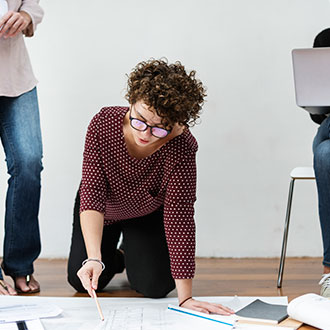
[290,167,315,179]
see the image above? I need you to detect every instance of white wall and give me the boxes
[0,0,329,258]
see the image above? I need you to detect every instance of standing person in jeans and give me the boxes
[0,0,44,295]
[312,28,330,298]
[67,59,234,315]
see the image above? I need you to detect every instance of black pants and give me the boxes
[67,191,175,298]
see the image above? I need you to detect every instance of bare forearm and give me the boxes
[80,210,104,259]
[175,278,192,304]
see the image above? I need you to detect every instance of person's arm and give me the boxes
[0,0,43,39]
[80,111,108,215]
[164,149,234,315]
[19,0,44,37]
[77,111,109,296]
[77,210,104,297]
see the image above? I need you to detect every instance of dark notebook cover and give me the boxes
[235,299,288,324]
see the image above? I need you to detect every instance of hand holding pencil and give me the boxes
[77,259,104,297]
[77,258,105,321]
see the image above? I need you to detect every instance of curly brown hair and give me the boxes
[125,59,206,128]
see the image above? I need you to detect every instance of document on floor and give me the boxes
[96,304,234,330]
[167,304,235,328]
[0,302,62,323]
[0,296,288,330]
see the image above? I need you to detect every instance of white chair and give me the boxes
[277,167,316,288]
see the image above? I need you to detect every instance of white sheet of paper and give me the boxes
[0,319,44,330]
[0,296,288,330]
[0,303,62,322]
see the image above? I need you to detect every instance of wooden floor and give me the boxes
[3,257,323,329]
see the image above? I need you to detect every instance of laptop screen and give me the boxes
[292,47,330,114]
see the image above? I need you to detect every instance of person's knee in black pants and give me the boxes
[67,265,86,293]
[131,271,176,298]
[123,210,176,298]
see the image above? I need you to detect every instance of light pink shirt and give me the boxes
[0,0,44,97]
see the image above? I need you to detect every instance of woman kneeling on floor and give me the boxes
[67,59,234,315]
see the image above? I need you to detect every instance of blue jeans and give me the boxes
[0,87,43,279]
[313,116,330,268]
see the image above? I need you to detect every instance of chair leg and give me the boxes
[277,178,295,288]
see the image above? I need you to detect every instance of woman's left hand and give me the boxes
[181,298,235,315]
[0,11,31,39]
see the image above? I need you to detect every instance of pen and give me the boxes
[168,305,234,327]
[92,289,104,321]
[0,280,8,292]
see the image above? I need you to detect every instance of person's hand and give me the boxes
[0,279,17,296]
[77,260,103,297]
[0,10,31,39]
[181,298,235,315]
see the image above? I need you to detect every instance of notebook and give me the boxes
[235,299,288,324]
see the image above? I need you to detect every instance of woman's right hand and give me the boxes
[77,260,103,297]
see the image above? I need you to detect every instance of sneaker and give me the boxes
[319,273,330,298]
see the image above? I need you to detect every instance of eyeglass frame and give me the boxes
[129,106,172,138]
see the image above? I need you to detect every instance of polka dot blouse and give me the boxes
[79,106,198,279]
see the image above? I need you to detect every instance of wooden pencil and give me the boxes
[92,289,104,321]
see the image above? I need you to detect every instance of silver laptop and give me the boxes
[292,47,330,114]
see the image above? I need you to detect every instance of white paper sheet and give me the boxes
[0,303,62,322]
[0,296,288,330]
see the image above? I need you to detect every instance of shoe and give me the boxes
[319,273,330,298]
[13,275,40,294]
